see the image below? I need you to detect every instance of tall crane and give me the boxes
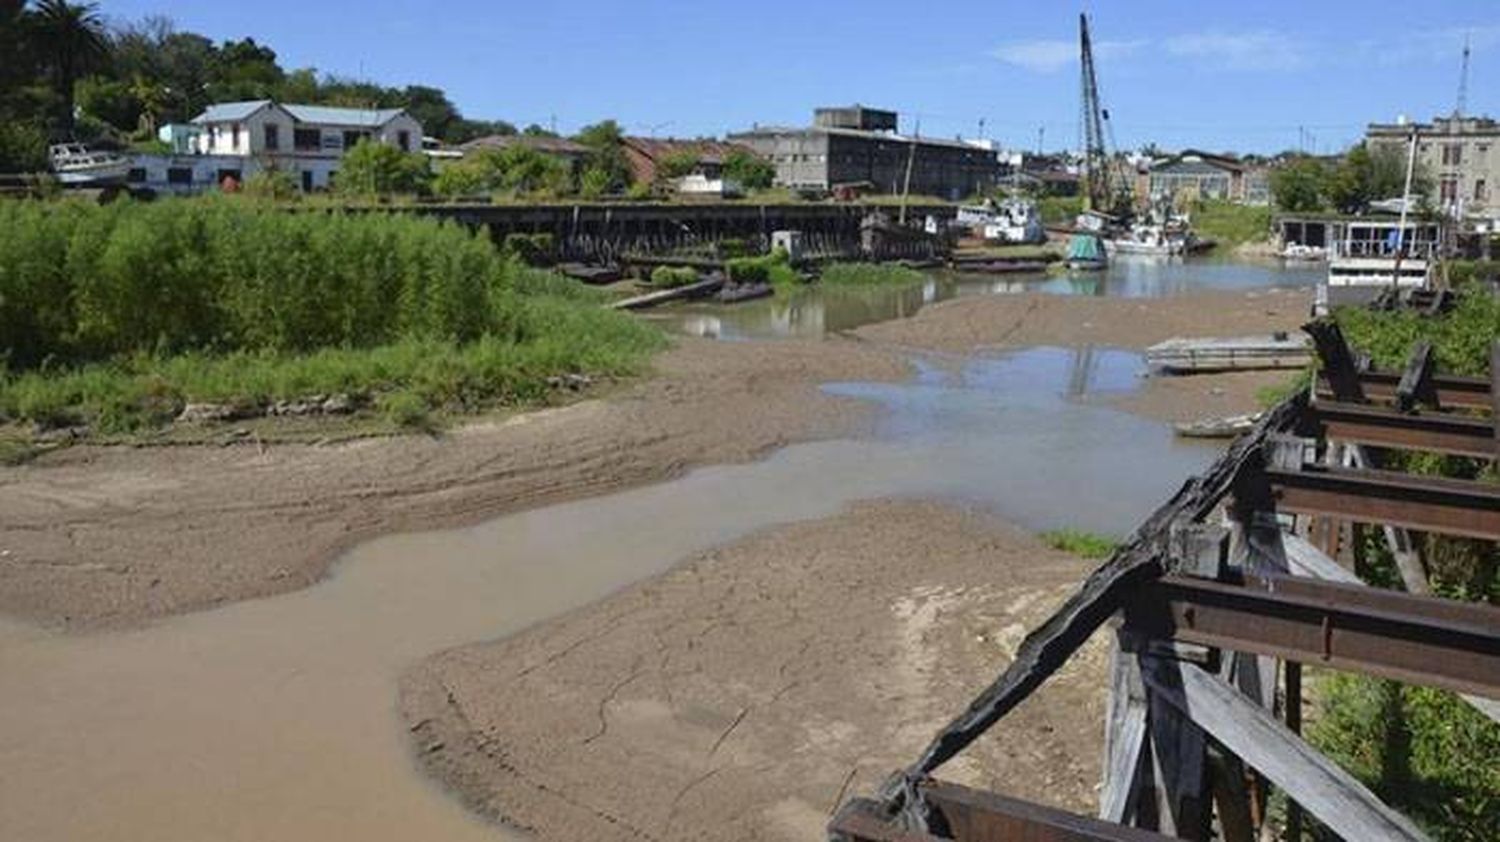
[1078,13,1128,217]
[1455,33,1471,118]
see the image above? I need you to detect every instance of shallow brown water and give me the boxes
[0,346,1217,841]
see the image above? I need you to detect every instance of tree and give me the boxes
[1270,157,1326,212]
[336,138,430,196]
[657,149,699,180]
[723,149,775,190]
[1325,143,1432,214]
[207,37,283,102]
[26,0,110,137]
[574,119,633,191]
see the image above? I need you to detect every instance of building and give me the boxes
[458,134,592,172]
[179,99,423,191]
[619,137,751,185]
[1147,150,1269,205]
[1366,115,1498,219]
[730,106,1000,200]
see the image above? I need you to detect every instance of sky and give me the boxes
[97,0,1498,155]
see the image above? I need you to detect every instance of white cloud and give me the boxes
[991,38,1146,73]
[1163,31,1307,71]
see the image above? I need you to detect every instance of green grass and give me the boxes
[1190,200,1272,248]
[0,197,666,435]
[1038,196,1084,226]
[818,262,927,286]
[1039,529,1118,559]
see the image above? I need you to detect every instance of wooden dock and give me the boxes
[1146,333,1311,373]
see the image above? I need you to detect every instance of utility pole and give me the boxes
[1037,125,1044,156]
[1392,125,1419,293]
[900,117,921,226]
[1455,33,1471,118]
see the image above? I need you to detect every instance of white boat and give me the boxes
[1280,243,1327,262]
[48,143,131,186]
[1106,223,1192,256]
[1318,218,1439,314]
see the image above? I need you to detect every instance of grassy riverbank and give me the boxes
[0,198,664,435]
[1191,200,1272,250]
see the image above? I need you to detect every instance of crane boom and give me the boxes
[1078,13,1126,217]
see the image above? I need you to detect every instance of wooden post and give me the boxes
[1395,340,1438,413]
[1490,341,1499,460]
[1100,630,1151,825]
[1304,320,1366,403]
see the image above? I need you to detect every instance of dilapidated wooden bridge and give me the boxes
[830,320,1500,841]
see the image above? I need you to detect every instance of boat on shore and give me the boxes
[49,143,131,186]
[1065,232,1107,270]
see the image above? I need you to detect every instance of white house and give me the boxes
[175,99,424,191]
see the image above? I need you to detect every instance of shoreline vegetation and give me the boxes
[0,197,665,438]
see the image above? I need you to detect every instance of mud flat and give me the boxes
[400,500,1108,842]
[0,336,905,629]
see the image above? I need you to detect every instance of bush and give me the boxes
[650,266,699,288]
[336,139,431,196]
[723,149,775,191]
[1191,200,1272,248]
[502,233,555,266]
[0,198,668,431]
[1040,529,1117,559]
[377,389,431,429]
[725,249,798,286]
[242,170,300,201]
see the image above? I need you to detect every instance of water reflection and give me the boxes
[642,257,1321,341]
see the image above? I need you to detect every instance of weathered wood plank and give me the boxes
[1142,663,1431,842]
[1305,320,1366,403]
[1100,637,1150,824]
[1395,340,1437,412]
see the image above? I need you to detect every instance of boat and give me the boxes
[1280,243,1327,262]
[1065,232,1107,271]
[956,198,1046,244]
[1318,217,1439,314]
[1106,223,1191,256]
[48,143,131,186]
[1146,332,1311,373]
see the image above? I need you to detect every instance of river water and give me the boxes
[641,256,1322,341]
[0,261,1317,842]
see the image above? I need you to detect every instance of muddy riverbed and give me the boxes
[0,274,1314,841]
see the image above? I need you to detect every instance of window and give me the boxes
[294,128,321,151]
[397,130,411,152]
[1440,177,1459,203]
[264,124,280,151]
[301,170,314,192]
[167,167,193,185]
[1441,143,1463,166]
[232,123,242,151]
[127,167,147,183]
[1477,179,1488,202]
[343,131,369,150]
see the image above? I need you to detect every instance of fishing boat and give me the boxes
[1065,232,1107,271]
[48,143,131,186]
[1106,223,1191,256]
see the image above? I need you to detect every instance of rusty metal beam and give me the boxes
[829,782,1179,842]
[1125,573,1500,699]
[1267,463,1500,541]
[1318,372,1492,410]
[1311,401,1496,458]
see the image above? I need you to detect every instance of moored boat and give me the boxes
[48,143,131,186]
[1065,232,1107,270]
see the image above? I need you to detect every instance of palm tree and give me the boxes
[27,0,109,138]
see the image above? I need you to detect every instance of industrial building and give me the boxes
[1367,115,1497,221]
[730,106,999,200]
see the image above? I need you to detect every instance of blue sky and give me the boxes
[99,0,1497,154]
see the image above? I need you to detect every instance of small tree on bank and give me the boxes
[337,139,430,196]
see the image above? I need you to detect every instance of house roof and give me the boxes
[193,100,273,123]
[281,104,408,128]
[622,137,750,165]
[460,134,590,156]
[192,100,410,129]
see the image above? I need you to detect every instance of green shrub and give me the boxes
[242,170,300,201]
[1191,200,1272,248]
[377,389,431,429]
[726,248,798,286]
[502,232,555,265]
[650,266,700,288]
[336,140,431,196]
[1039,529,1117,559]
[0,198,667,432]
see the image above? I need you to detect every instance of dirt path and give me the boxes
[400,500,1110,842]
[0,337,906,629]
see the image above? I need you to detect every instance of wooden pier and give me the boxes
[830,321,1500,842]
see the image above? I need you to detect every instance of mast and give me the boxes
[1078,13,1124,216]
